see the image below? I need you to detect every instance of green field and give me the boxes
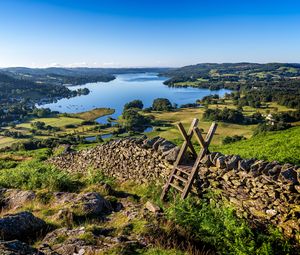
[0,108,116,148]
[211,126,300,165]
[17,116,83,129]
[71,107,114,121]
[143,101,299,165]
[144,107,255,146]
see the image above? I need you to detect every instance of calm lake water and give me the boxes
[40,73,231,123]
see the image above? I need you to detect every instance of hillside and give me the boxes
[0,136,298,254]
[160,63,300,110]
[161,63,300,86]
[212,126,300,165]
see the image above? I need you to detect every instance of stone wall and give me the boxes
[49,136,177,183]
[49,137,299,239]
[197,152,299,239]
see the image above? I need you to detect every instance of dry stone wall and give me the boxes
[49,137,300,239]
[198,152,299,239]
[49,136,177,183]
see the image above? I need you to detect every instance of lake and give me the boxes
[40,73,231,123]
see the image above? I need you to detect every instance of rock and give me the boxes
[200,155,213,167]
[152,137,165,150]
[266,209,277,217]
[40,227,100,255]
[238,159,254,172]
[0,240,43,255]
[268,165,282,176]
[162,146,180,162]
[215,156,226,169]
[142,136,160,148]
[73,192,112,216]
[1,189,36,210]
[54,192,112,217]
[40,226,136,255]
[145,201,161,213]
[211,152,222,166]
[0,211,47,241]
[157,140,176,154]
[280,168,298,184]
[226,155,241,170]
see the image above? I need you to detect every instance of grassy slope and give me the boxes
[72,107,115,121]
[18,117,83,129]
[211,126,300,165]
[0,136,17,148]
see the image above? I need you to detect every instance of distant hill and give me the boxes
[161,62,300,80]
[0,71,76,104]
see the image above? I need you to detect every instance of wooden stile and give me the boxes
[160,118,217,201]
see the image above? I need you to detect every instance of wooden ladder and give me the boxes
[160,118,217,200]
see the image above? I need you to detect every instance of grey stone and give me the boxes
[0,211,47,241]
[142,136,160,148]
[157,140,176,154]
[226,155,240,170]
[215,156,226,169]
[200,155,213,167]
[162,146,180,162]
[152,137,166,150]
[145,201,161,213]
[238,159,254,172]
[0,240,43,255]
[280,168,298,184]
[2,189,36,210]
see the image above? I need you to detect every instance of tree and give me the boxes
[122,108,150,132]
[152,98,173,111]
[124,100,144,111]
[31,121,46,130]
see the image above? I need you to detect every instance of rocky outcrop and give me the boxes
[0,189,36,210]
[49,137,178,183]
[0,190,113,222]
[39,227,101,255]
[0,212,47,241]
[53,192,112,217]
[0,240,43,255]
[38,226,142,255]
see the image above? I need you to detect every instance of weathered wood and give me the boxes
[181,122,217,199]
[161,119,218,201]
[160,118,198,200]
[177,122,197,158]
[169,183,184,192]
[193,127,206,148]
[173,174,188,183]
[174,118,198,166]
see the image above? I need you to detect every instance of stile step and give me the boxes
[169,182,184,192]
[173,174,188,183]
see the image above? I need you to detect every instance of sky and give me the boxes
[0,0,300,68]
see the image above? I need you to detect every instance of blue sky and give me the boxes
[0,0,299,67]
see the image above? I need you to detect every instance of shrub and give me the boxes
[254,122,292,135]
[85,168,115,186]
[203,107,244,124]
[64,124,77,128]
[0,160,81,192]
[166,196,292,255]
[222,135,246,145]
